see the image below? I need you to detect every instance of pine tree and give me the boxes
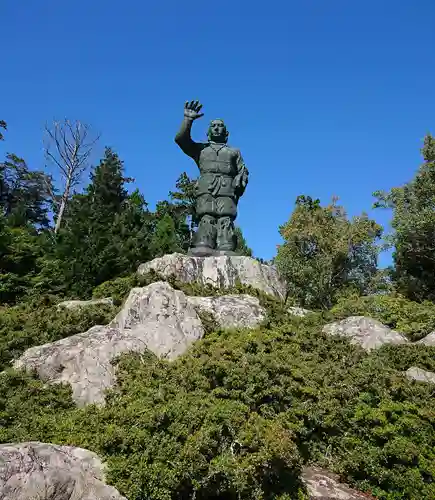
[374,134,435,301]
[234,226,253,257]
[0,120,6,141]
[39,148,152,297]
[169,171,197,238]
[0,213,44,303]
[149,213,182,257]
[0,154,52,228]
[154,200,190,252]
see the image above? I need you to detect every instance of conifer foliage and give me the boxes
[374,134,435,301]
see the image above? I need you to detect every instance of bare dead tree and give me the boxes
[44,119,99,233]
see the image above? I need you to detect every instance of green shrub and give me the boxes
[92,274,139,305]
[3,314,435,498]
[0,369,76,443]
[0,301,116,370]
[331,293,435,340]
[4,280,435,499]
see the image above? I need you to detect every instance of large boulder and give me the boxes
[14,282,204,406]
[417,331,435,346]
[13,282,265,406]
[187,294,265,329]
[405,366,435,384]
[0,442,375,500]
[322,316,408,351]
[288,306,313,317]
[301,466,374,499]
[0,442,126,500]
[56,297,114,311]
[138,253,286,300]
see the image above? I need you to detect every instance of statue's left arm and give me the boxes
[233,149,249,199]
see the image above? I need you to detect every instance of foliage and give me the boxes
[0,153,52,228]
[169,171,198,233]
[149,213,183,257]
[275,195,382,309]
[3,314,435,498]
[0,120,6,141]
[38,148,153,297]
[0,369,76,443]
[0,300,115,370]
[374,134,435,301]
[92,274,139,305]
[0,218,45,304]
[4,112,435,499]
[331,292,435,341]
[234,226,253,257]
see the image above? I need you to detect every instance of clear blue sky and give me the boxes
[2,1,434,265]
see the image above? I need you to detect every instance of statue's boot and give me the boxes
[216,216,236,254]
[189,214,217,257]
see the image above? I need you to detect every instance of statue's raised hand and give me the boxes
[184,100,204,121]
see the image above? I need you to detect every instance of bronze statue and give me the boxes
[175,100,249,256]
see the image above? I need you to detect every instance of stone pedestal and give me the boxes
[138,252,287,300]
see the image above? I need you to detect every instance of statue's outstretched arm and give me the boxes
[175,101,204,161]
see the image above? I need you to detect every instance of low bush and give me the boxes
[331,293,435,341]
[92,274,139,305]
[0,300,116,370]
[2,313,435,498]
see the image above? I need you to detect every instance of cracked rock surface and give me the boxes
[323,316,408,351]
[187,294,265,329]
[56,297,114,310]
[0,442,126,500]
[301,466,374,499]
[405,366,435,384]
[13,282,265,407]
[138,253,287,300]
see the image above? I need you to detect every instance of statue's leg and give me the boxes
[216,197,237,253]
[189,194,217,256]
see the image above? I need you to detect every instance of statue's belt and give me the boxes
[197,174,236,197]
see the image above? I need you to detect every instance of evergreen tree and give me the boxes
[0,120,6,141]
[39,148,152,297]
[0,213,43,303]
[154,199,191,253]
[0,125,53,302]
[374,134,435,301]
[169,171,197,236]
[275,195,382,309]
[149,213,182,257]
[234,226,253,257]
[0,154,52,228]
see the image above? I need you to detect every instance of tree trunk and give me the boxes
[54,181,71,234]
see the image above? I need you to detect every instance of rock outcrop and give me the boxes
[0,442,126,500]
[323,316,408,351]
[417,331,435,346]
[301,466,374,499]
[13,282,265,406]
[405,366,435,384]
[187,294,265,329]
[288,306,313,317]
[0,442,375,500]
[138,252,286,300]
[57,297,114,310]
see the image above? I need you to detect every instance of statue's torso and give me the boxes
[196,144,239,198]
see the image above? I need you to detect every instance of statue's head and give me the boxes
[207,119,229,143]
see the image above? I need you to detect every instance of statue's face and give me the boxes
[208,119,227,142]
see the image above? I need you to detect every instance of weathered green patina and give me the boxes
[175,100,249,256]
